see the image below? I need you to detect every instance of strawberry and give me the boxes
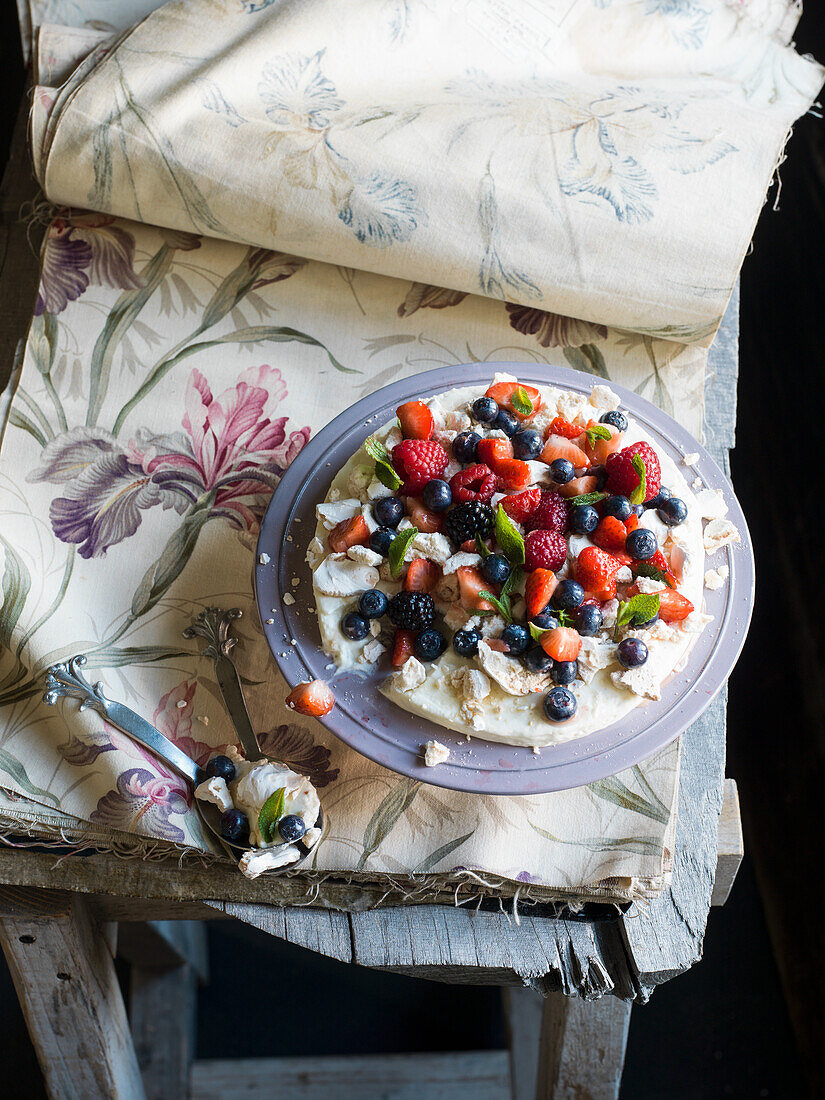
[592,515,628,555]
[404,557,440,593]
[495,458,531,492]
[575,546,624,601]
[485,381,542,421]
[524,529,567,572]
[328,514,371,552]
[605,441,661,503]
[524,568,558,619]
[585,422,624,466]
[391,629,416,667]
[397,400,434,440]
[631,548,677,590]
[476,437,513,469]
[407,499,442,532]
[524,490,569,533]
[486,638,509,653]
[559,475,598,499]
[392,439,448,495]
[548,416,584,440]
[501,486,542,524]
[656,589,694,622]
[540,434,590,468]
[624,512,639,533]
[540,626,582,662]
[285,680,335,716]
[456,565,497,610]
[450,463,497,503]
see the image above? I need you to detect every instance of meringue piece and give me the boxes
[313,554,379,597]
[704,565,729,590]
[232,760,320,849]
[306,536,325,570]
[476,640,551,696]
[239,845,301,879]
[442,551,482,575]
[391,656,426,693]
[195,777,234,813]
[347,544,383,567]
[703,518,740,553]
[695,488,728,520]
[423,740,451,767]
[406,532,453,566]
[360,638,386,664]
[316,498,361,529]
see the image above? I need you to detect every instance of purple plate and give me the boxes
[255,363,754,795]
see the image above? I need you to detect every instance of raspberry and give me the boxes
[524,529,567,572]
[387,591,435,631]
[604,442,661,503]
[449,463,496,504]
[500,487,542,524]
[524,490,569,533]
[444,501,494,546]
[392,439,448,495]
[549,417,583,440]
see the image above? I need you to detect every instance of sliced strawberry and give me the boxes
[540,626,582,662]
[460,539,479,553]
[624,512,640,533]
[476,437,513,470]
[656,589,694,622]
[548,416,584,440]
[559,475,598,499]
[631,548,677,589]
[541,435,590,468]
[495,458,531,492]
[524,568,558,619]
[501,486,542,524]
[486,638,509,653]
[397,400,434,440]
[391,629,416,668]
[457,565,497,611]
[285,680,334,716]
[404,557,440,593]
[585,422,624,465]
[575,546,624,601]
[407,499,442,532]
[485,381,542,421]
[592,515,628,555]
[328,515,371,552]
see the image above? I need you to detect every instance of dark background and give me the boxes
[1,4,824,1097]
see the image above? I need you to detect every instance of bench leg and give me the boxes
[0,886,145,1100]
[535,993,632,1100]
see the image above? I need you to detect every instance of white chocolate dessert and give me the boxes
[309,374,737,749]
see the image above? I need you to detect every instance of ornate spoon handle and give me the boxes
[184,607,263,763]
[43,656,201,785]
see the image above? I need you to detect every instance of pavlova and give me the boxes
[307,373,739,750]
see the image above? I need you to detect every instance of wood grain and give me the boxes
[536,992,632,1100]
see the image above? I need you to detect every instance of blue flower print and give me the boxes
[338,172,424,246]
[258,51,344,131]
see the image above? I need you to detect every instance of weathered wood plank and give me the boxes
[189,1051,511,1100]
[536,992,632,1100]
[0,887,145,1100]
[711,779,744,907]
[118,920,209,980]
[502,985,542,1100]
[131,961,198,1100]
[212,899,354,965]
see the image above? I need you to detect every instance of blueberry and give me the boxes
[278,813,307,843]
[632,504,645,517]
[512,429,542,460]
[617,638,649,668]
[524,646,553,673]
[453,629,480,657]
[589,465,608,490]
[543,686,577,722]
[414,628,447,661]
[626,527,657,560]
[422,478,452,512]
[570,504,599,535]
[472,396,499,424]
[551,659,577,685]
[531,610,560,631]
[481,554,511,586]
[645,486,672,510]
[575,605,603,637]
[341,612,370,640]
[599,410,628,432]
[494,409,519,437]
[373,496,404,529]
[657,497,688,526]
[634,609,659,629]
[502,623,530,656]
[220,808,249,844]
[552,579,585,610]
[453,430,481,463]
[370,528,395,556]
[205,754,236,783]
[602,495,632,521]
[359,589,388,619]
[549,458,575,484]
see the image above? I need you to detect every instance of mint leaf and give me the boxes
[495,505,525,565]
[374,458,402,491]
[584,424,611,448]
[364,436,391,464]
[570,492,607,507]
[510,386,534,416]
[556,609,573,628]
[614,593,660,641]
[501,565,523,601]
[478,590,513,621]
[628,453,647,506]
[388,526,418,578]
[633,562,675,589]
[529,622,547,643]
[257,787,286,844]
[475,534,491,559]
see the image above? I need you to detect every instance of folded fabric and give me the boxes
[30,0,822,345]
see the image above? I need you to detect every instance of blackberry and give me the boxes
[387,591,434,631]
[444,501,494,546]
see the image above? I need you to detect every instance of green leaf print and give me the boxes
[0,749,60,808]
[563,343,609,378]
[412,830,474,873]
[588,774,670,824]
[357,778,420,870]
[531,822,663,856]
[130,497,215,620]
[0,535,31,649]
